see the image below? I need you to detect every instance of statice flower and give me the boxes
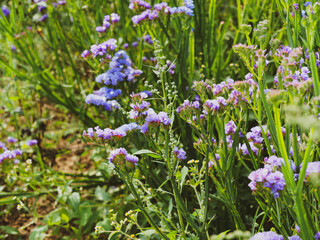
[90,39,117,58]
[83,124,139,142]
[57,0,67,5]
[96,13,120,33]
[140,109,172,134]
[26,139,38,146]
[174,147,187,160]
[109,147,139,169]
[265,155,296,171]
[225,121,237,135]
[315,232,320,240]
[93,87,122,99]
[0,149,22,163]
[288,235,301,240]
[248,159,286,198]
[250,231,284,240]
[239,142,260,156]
[85,94,120,111]
[166,60,176,74]
[94,50,142,85]
[0,142,6,150]
[81,50,90,58]
[144,35,153,45]
[203,99,220,114]
[130,0,194,25]
[304,162,320,179]
[129,0,151,10]
[39,14,48,21]
[7,137,18,143]
[1,6,10,17]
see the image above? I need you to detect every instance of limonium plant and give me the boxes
[3,0,320,239]
[79,0,320,239]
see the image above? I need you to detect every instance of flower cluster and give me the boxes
[304,161,320,179]
[127,92,171,133]
[1,5,10,17]
[0,149,22,164]
[250,231,284,240]
[96,13,120,33]
[166,60,176,74]
[83,123,140,142]
[239,125,270,156]
[193,76,258,108]
[89,39,118,59]
[85,87,121,111]
[141,109,171,134]
[129,92,151,121]
[250,231,320,240]
[130,0,194,25]
[174,147,187,160]
[248,155,295,198]
[273,46,313,90]
[95,50,142,85]
[108,148,139,169]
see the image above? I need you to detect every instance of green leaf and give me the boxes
[80,206,92,226]
[133,149,161,159]
[95,186,111,201]
[48,211,61,226]
[0,225,20,235]
[108,231,121,240]
[167,231,177,240]
[29,225,48,240]
[68,192,80,211]
[180,166,188,190]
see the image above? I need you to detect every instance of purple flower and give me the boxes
[304,2,312,7]
[7,137,17,143]
[225,121,237,135]
[90,39,117,58]
[57,0,67,5]
[126,154,139,165]
[108,148,139,167]
[81,50,90,58]
[158,112,171,126]
[109,148,127,163]
[304,162,320,178]
[1,6,10,17]
[315,232,320,240]
[250,231,284,240]
[288,235,301,240]
[0,142,6,150]
[96,26,106,32]
[174,147,187,160]
[39,14,48,22]
[110,13,120,23]
[132,42,138,47]
[26,139,38,146]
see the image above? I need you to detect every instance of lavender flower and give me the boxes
[90,39,117,58]
[248,160,286,198]
[108,147,139,168]
[250,231,284,240]
[304,162,320,178]
[7,137,17,143]
[1,6,10,17]
[39,14,48,22]
[26,139,38,146]
[81,50,90,58]
[174,147,187,160]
